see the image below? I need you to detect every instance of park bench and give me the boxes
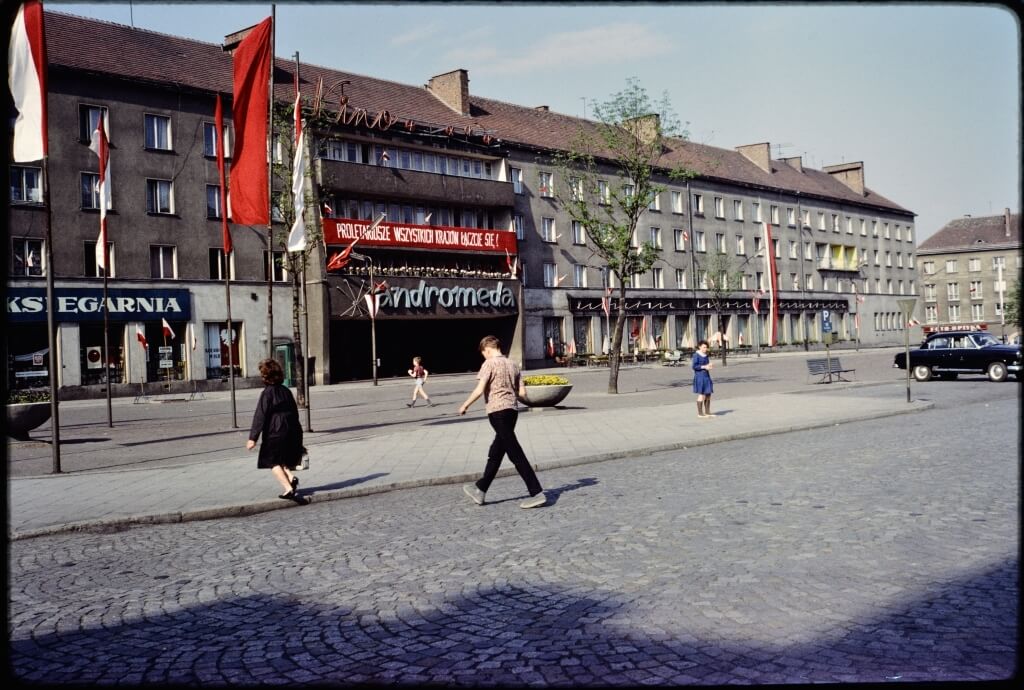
[806,357,856,384]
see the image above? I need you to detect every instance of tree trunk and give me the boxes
[718,312,728,367]
[607,286,628,394]
[291,270,306,407]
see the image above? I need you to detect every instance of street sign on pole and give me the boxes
[822,309,832,334]
[897,298,918,403]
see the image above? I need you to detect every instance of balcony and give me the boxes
[816,258,861,272]
[316,159,515,208]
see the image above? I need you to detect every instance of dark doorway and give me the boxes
[329,316,517,382]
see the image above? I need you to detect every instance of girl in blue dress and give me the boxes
[692,339,715,418]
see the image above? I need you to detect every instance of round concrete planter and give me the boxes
[6,402,52,440]
[521,384,573,408]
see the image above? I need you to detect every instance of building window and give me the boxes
[538,171,553,197]
[970,303,984,320]
[713,196,724,218]
[675,269,686,289]
[81,172,101,209]
[629,228,639,248]
[946,283,960,300]
[788,240,798,259]
[510,167,522,194]
[791,273,800,290]
[649,192,661,212]
[202,122,231,158]
[694,230,706,252]
[150,245,177,279]
[512,214,524,240]
[831,214,840,232]
[873,250,880,266]
[572,220,586,245]
[78,104,108,142]
[693,193,704,215]
[969,280,983,298]
[948,304,961,322]
[671,190,683,213]
[925,305,938,323]
[541,217,556,242]
[697,270,709,290]
[597,179,610,204]
[787,207,796,226]
[858,218,866,236]
[84,240,114,277]
[12,238,44,276]
[543,262,556,287]
[146,179,173,214]
[144,113,172,150]
[773,238,780,258]
[649,227,662,249]
[805,274,813,291]
[755,271,764,290]
[208,248,235,280]
[906,227,914,243]
[801,209,810,227]
[818,212,826,230]
[674,228,686,251]
[573,263,587,288]
[946,259,958,273]
[897,253,904,268]
[206,185,223,219]
[735,234,745,255]
[884,223,891,239]
[924,284,936,301]
[923,261,935,275]
[264,250,288,282]
[804,241,813,260]
[752,202,762,223]
[870,220,878,237]
[846,216,853,234]
[733,199,744,221]
[652,267,664,289]
[967,258,981,272]
[885,251,892,267]
[715,232,726,254]
[770,205,780,225]
[895,225,902,241]
[569,176,583,202]
[992,256,1006,270]
[822,276,831,291]
[10,166,42,203]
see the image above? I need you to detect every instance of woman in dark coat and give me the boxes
[692,339,715,419]
[246,358,304,500]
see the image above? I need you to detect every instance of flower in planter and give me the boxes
[8,389,51,404]
[522,375,569,386]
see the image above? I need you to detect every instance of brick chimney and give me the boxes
[427,69,470,116]
[824,161,865,196]
[624,113,660,147]
[781,156,803,173]
[736,143,771,173]
[1005,207,1012,237]
[535,105,549,112]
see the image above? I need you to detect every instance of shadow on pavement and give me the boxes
[304,472,389,493]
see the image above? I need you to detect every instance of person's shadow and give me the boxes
[479,477,599,507]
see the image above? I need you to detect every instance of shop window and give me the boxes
[79,323,125,386]
[204,321,242,379]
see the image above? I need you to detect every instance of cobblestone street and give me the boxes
[8,385,1018,685]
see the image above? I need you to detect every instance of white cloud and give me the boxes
[389,22,442,47]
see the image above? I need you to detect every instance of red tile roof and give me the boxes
[917,213,1021,253]
[46,10,913,214]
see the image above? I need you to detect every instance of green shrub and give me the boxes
[8,389,50,404]
[522,375,569,386]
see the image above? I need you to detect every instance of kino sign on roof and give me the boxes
[324,218,517,254]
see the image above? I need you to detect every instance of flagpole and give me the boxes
[266,3,276,360]
[226,263,237,427]
[40,154,62,473]
[295,52,312,432]
[102,249,112,427]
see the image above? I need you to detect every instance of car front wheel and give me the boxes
[987,361,1008,382]
[912,365,933,382]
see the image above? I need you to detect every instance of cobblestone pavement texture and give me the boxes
[7,381,1019,685]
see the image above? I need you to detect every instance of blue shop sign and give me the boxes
[7,287,192,323]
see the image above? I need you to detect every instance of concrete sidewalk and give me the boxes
[8,377,931,540]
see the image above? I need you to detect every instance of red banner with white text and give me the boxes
[323,217,517,254]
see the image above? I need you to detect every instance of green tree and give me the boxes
[694,249,745,366]
[1004,279,1021,332]
[553,78,694,393]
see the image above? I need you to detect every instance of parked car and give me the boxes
[893,330,1022,382]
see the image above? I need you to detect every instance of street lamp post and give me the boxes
[897,298,918,403]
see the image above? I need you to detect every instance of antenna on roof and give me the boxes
[129,1,134,28]
[772,143,793,157]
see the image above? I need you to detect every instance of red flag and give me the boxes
[215,94,232,254]
[321,201,332,217]
[326,237,359,271]
[505,249,518,278]
[761,223,779,346]
[88,118,111,270]
[546,337,555,357]
[751,288,765,314]
[136,325,148,350]
[9,0,48,162]
[162,318,176,340]
[602,287,612,318]
[286,78,307,252]
[229,17,271,225]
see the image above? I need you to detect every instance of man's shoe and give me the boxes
[463,484,486,505]
[520,493,547,509]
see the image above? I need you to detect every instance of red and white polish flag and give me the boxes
[89,118,111,270]
[286,82,307,253]
[8,0,48,162]
[761,223,780,346]
[161,318,176,340]
[136,325,148,350]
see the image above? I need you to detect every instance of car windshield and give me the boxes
[971,333,1001,347]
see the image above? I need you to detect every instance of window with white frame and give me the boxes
[607,269,617,289]
[675,268,687,289]
[801,209,810,227]
[631,271,643,288]
[735,234,745,255]
[791,273,799,290]
[671,190,683,213]
[571,220,585,245]
[897,253,904,268]
[969,280,983,298]
[649,192,660,211]
[752,202,762,222]
[895,225,902,241]
[925,305,937,323]
[885,251,892,267]
[805,273,814,290]
[884,222,890,239]
[804,241,813,260]
[946,259,958,273]
[770,205,779,224]
[263,250,288,282]
[874,278,881,292]
[992,256,1006,269]
[543,262,556,287]
[846,216,853,234]
[714,196,724,218]
[831,214,840,232]
[789,240,797,259]
[948,304,961,322]
[694,230,706,252]
[150,245,177,279]
[202,121,231,158]
[693,193,704,215]
[732,199,743,220]
[144,113,172,150]
[946,283,959,300]
[753,236,763,255]
[597,179,609,204]
[906,226,913,242]
[924,284,936,301]
[541,217,556,242]
[818,211,826,230]
[859,218,867,236]
[674,228,686,251]
[146,179,173,214]
[84,240,114,277]
[649,227,662,249]
[569,176,583,201]
[512,214,524,240]
[715,233,726,254]
[773,238,780,258]
[755,271,764,290]
[874,250,880,265]
[822,276,831,291]
[741,274,750,290]
[923,261,935,274]
[787,207,796,226]
[652,267,664,289]
[510,167,522,194]
[623,184,635,202]
[538,171,553,197]
[697,270,708,289]
[81,172,101,209]
[10,166,42,203]
[208,248,236,280]
[573,263,587,288]
[12,238,44,276]
[968,258,981,272]
[78,104,109,142]
[971,303,984,320]
[898,280,905,295]
[629,228,638,248]
[909,279,916,294]
[206,185,223,219]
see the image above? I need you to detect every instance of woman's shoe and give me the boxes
[290,476,299,490]
[278,490,296,500]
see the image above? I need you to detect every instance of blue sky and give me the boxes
[50,1,1020,241]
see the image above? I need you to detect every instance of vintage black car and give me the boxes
[893,330,1022,382]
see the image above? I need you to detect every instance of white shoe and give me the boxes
[519,493,547,509]
[463,484,486,505]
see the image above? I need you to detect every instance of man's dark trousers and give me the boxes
[475,409,543,496]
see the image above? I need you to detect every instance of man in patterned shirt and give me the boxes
[459,335,547,509]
